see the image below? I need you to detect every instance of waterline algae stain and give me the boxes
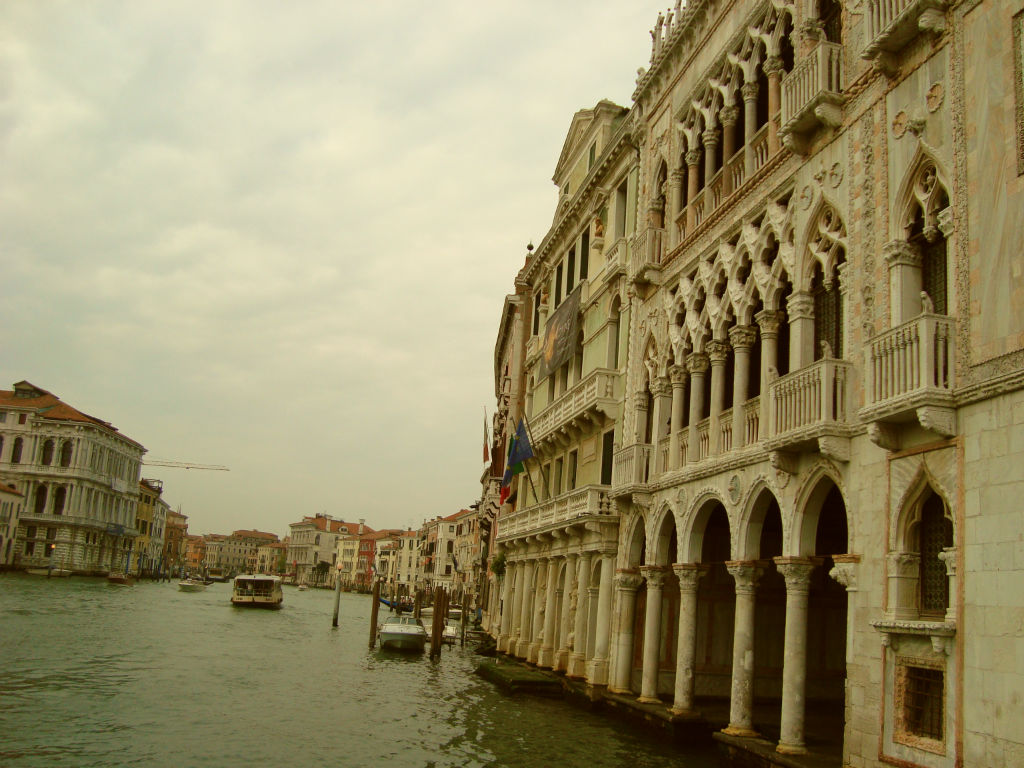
[0,575,715,768]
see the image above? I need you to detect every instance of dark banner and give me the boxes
[538,286,581,380]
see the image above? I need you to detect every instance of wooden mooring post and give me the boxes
[429,587,446,659]
[368,580,381,649]
[332,570,342,627]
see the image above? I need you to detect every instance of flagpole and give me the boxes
[520,415,550,498]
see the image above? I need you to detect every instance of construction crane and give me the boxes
[142,460,230,471]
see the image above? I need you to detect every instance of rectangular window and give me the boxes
[25,541,35,555]
[554,263,563,306]
[568,450,577,490]
[588,142,596,169]
[26,525,36,539]
[601,430,615,485]
[615,180,628,238]
[533,293,541,336]
[580,231,589,279]
[18,413,27,425]
[896,661,945,748]
[567,247,576,292]
[553,458,563,496]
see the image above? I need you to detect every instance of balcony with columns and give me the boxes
[494,485,615,542]
[862,0,948,73]
[779,41,844,150]
[628,227,665,286]
[528,368,620,449]
[858,313,956,447]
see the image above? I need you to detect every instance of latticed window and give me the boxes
[921,238,947,315]
[813,263,844,359]
[918,492,952,615]
[899,664,944,741]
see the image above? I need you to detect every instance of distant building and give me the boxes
[0,381,144,574]
[288,514,368,586]
[163,509,188,575]
[0,482,24,566]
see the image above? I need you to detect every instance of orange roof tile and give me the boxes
[0,381,143,448]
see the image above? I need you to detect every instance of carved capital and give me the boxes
[631,392,649,411]
[867,422,900,451]
[640,565,669,590]
[726,561,764,594]
[670,168,686,188]
[707,339,731,364]
[702,128,721,148]
[883,239,923,269]
[774,557,816,593]
[762,56,785,77]
[786,291,815,321]
[672,563,707,592]
[686,352,710,375]
[938,547,957,576]
[615,571,645,592]
[719,105,740,127]
[651,376,672,398]
[887,550,920,577]
[937,207,954,238]
[669,365,688,386]
[755,309,784,338]
[741,81,759,103]
[728,325,758,351]
[685,149,702,167]
[830,554,861,591]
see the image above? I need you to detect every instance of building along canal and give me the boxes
[0,574,718,767]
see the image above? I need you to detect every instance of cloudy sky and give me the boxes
[1,1,654,536]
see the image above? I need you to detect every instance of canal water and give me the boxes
[0,574,719,768]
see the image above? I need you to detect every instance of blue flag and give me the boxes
[508,419,534,466]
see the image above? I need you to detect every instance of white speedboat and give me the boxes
[377,615,428,652]
[178,578,207,592]
[230,574,283,609]
[26,567,72,578]
[441,618,460,645]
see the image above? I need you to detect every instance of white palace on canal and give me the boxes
[480,0,1024,767]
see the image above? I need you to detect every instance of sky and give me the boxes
[1,1,655,537]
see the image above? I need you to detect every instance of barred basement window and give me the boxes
[897,663,944,743]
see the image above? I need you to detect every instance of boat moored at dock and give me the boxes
[377,615,428,652]
[230,574,283,609]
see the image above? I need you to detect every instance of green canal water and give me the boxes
[0,574,718,768]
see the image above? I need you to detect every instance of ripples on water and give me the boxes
[0,575,717,768]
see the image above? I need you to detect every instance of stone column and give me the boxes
[671,564,707,715]
[886,551,920,620]
[884,239,924,326]
[668,365,688,470]
[514,559,535,658]
[703,127,720,186]
[764,56,784,154]
[609,571,645,693]
[639,566,668,703]
[686,353,709,463]
[568,552,593,677]
[707,340,730,456]
[633,391,650,444]
[651,376,672,475]
[586,553,616,685]
[668,168,685,249]
[756,310,783,438]
[742,81,759,176]
[685,149,702,232]
[498,560,514,652]
[723,561,764,736]
[507,559,525,654]
[719,105,740,195]
[539,556,561,668]
[775,557,816,754]
[786,292,815,373]
[556,553,578,671]
[938,547,957,623]
[528,559,548,663]
[729,325,758,449]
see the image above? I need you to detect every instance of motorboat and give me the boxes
[178,578,207,592]
[26,567,72,578]
[230,574,283,609]
[107,571,135,586]
[297,584,308,592]
[377,615,428,652]
[441,618,460,645]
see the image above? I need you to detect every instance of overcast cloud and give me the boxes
[1,1,654,535]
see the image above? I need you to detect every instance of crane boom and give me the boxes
[142,460,230,471]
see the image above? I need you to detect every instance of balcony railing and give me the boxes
[529,368,619,444]
[864,0,948,59]
[750,125,770,174]
[629,227,665,283]
[767,358,853,447]
[744,397,761,445]
[860,313,955,421]
[612,443,653,489]
[781,41,845,135]
[604,236,627,273]
[719,408,734,453]
[495,486,613,540]
[17,512,111,530]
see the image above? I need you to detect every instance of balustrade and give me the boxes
[862,314,955,418]
[864,0,947,58]
[768,358,852,439]
[727,151,745,192]
[709,172,724,210]
[744,397,761,444]
[494,487,611,540]
[751,125,770,173]
[781,41,844,134]
[720,409,733,453]
[612,443,653,489]
[604,237,626,272]
[529,369,619,444]
[697,420,711,460]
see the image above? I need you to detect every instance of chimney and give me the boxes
[358,518,364,535]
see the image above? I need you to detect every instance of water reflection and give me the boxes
[0,575,717,768]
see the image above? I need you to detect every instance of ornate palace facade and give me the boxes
[484,0,1024,766]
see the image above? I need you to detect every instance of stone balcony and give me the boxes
[862,0,948,72]
[530,368,620,449]
[859,313,956,447]
[495,485,615,542]
[18,511,111,530]
[628,226,665,286]
[766,357,855,467]
[780,41,845,149]
[611,443,653,494]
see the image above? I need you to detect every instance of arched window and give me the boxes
[820,0,843,42]
[915,491,952,616]
[53,486,67,515]
[41,440,55,466]
[809,204,847,359]
[608,298,621,369]
[59,441,73,467]
[11,437,23,464]
[34,485,48,515]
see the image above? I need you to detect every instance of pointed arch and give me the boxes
[893,145,951,240]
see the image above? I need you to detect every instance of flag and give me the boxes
[508,418,534,466]
[499,431,524,505]
[483,409,490,463]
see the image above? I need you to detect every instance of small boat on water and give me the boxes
[26,568,72,578]
[230,574,283,609]
[107,571,135,586]
[178,578,208,592]
[297,584,308,592]
[377,615,428,652]
[441,618,460,646]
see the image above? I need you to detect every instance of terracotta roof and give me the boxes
[0,381,143,449]
[290,516,375,536]
[231,529,279,541]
